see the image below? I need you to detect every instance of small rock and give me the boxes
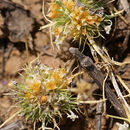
[11,49,21,56]
[0,0,35,42]
[34,32,49,49]
[6,9,34,42]
[5,56,23,75]
[0,96,11,109]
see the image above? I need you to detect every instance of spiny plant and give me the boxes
[7,61,79,130]
[41,0,112,49]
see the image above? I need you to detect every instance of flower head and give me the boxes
[41,0,111,48]
[10,61,77,129]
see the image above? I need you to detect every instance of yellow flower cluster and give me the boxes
[45,0,103,47]
[47,1,60,18]
[71,7,102,29]
[48,0,75,18]
[17,64,70,104]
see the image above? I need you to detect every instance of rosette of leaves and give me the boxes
[41,0,112,48]
[10,62,78,130]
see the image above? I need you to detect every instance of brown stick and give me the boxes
[96,102,103,130]
[69,47,127,118]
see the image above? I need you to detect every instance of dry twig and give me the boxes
[96,102,103,130]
